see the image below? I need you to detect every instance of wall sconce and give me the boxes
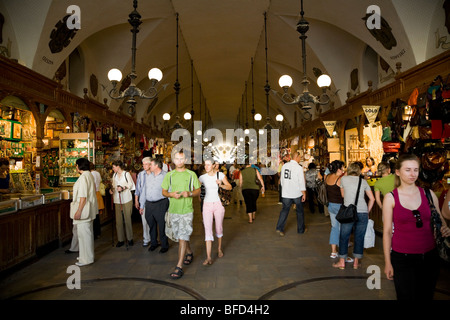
[162,113,171,121]
[254,113,262,121]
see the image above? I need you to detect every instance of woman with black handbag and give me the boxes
[382,154,450,300]
[333,162,374,269]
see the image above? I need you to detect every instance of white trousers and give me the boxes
[141,208,150,245]
[77,221,94,264]
[69,224,79,252]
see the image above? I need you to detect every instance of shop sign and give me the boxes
[362,105,380,124]
[323,121,336,137]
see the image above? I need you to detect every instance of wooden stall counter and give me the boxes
[0,198,71,275]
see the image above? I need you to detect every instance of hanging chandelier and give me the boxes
[276,0,332,119]
[107,0,163,115]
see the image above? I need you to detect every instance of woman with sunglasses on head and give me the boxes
[382,154,450,300]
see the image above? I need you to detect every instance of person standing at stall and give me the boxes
[162,151,201,279]
[374,161,395,209]
[305,162,324,214]
[333,162,375,270]
[110,160,135,247]
[90,162,104,239]
[0,158,10,193]
[71,158,98,266]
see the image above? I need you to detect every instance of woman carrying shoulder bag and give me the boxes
[333,162,375,270]
[382,154,450,300]
[110,160,136,247]
[70,157,98,266]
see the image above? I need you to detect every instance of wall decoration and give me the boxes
[48,15,78,54]
[90,74,98,97]
[362,13,397,50]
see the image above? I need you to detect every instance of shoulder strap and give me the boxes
[335,175,342,185]
[424,188,434,207]
[354,177,362,206]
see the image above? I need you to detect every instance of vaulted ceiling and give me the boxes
[1,0,448,132]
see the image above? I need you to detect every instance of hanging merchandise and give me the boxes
[427,75,443,121]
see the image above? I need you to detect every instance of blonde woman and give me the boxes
[382,154,450,300]
[333,162,375,269]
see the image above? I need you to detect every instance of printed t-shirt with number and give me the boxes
[161,169,200,214]
[280,160,306,199]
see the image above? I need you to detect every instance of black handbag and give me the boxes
[336,177,362,224]
[425,189,450,263]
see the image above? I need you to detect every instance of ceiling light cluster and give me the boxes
[107,0,163,116]
[276,0,332,120]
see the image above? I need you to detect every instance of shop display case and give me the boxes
[59,133,95,187]
[43,191,62,204]
[12,194,44,209]
[0,199,19,215]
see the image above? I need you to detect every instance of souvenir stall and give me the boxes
[403,77,450,202]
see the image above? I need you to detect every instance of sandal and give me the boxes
[330,252,338,258]
[332,262,345,270]
[203,259,213,266]
[170,267,183,279]
[183,253,194,265]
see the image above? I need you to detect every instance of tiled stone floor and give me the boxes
[1,190,449,301]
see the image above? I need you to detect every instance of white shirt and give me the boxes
[280,160,306,199]
[91,170,101,192]
[199,172,225,203]
[72,171,98,224]
[112,171,135,204]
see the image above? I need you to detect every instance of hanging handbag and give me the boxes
[336,177,362,224]
[217,172,231,206]
[424,189,450,262]
[364,219,375,248]
[316,178,329,207]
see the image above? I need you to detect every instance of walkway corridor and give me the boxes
[1,190,449,301]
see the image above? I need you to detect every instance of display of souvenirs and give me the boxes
[0,140,24,158]
[59,133,95,186]
[10,172,34,191]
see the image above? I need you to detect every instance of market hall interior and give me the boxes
[1,190,450,300]
[0,0,450,301]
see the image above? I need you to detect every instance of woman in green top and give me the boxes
[239,164,265,223]
[374,162,395,209]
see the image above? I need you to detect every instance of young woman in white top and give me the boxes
[198,159,232,265]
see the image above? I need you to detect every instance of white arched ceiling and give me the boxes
[1,0,448,131]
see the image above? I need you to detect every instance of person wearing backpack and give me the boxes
[110,160,136,248]
[305,162,324,214]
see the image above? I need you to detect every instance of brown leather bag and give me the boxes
[422,150,446,171]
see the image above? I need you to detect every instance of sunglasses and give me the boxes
[411,210,423,228]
